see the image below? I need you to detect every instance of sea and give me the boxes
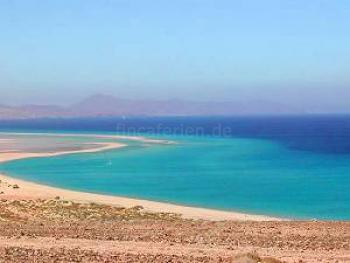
[0,115,349,220]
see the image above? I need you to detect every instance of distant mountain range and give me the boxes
[0,94,303,119]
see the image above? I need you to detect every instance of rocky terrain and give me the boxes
[0,197,349,263]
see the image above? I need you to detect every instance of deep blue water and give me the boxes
[2,115,350,154]
[1,116,350,220]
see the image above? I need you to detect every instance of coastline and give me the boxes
[0,131,176,145]
[2,133,350,262]
[0,133,281,221]
[0,142,126,163]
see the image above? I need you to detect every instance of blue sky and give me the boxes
[1,0,349,111]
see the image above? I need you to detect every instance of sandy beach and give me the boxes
[0,173,279,221]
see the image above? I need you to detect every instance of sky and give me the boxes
[0,0,350,112]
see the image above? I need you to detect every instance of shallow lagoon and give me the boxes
[1,133,349,220]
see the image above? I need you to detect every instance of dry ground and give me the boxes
[0,198,349,263]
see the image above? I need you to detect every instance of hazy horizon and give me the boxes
[1,1,350,112]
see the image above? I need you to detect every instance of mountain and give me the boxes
[70,94,301,116]
[70,94,140,116]
[0,94,302,119]
[0,104,69,119]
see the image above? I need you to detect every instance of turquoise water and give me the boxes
[1,134,350,220]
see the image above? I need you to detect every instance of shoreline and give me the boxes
[0,142,126,163]
[0,131,176,145]
[0,132,281,221]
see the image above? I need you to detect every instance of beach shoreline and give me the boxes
[0,132,281,221]
[1,133,349,263]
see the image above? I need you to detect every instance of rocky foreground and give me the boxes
[0,198,349,263]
